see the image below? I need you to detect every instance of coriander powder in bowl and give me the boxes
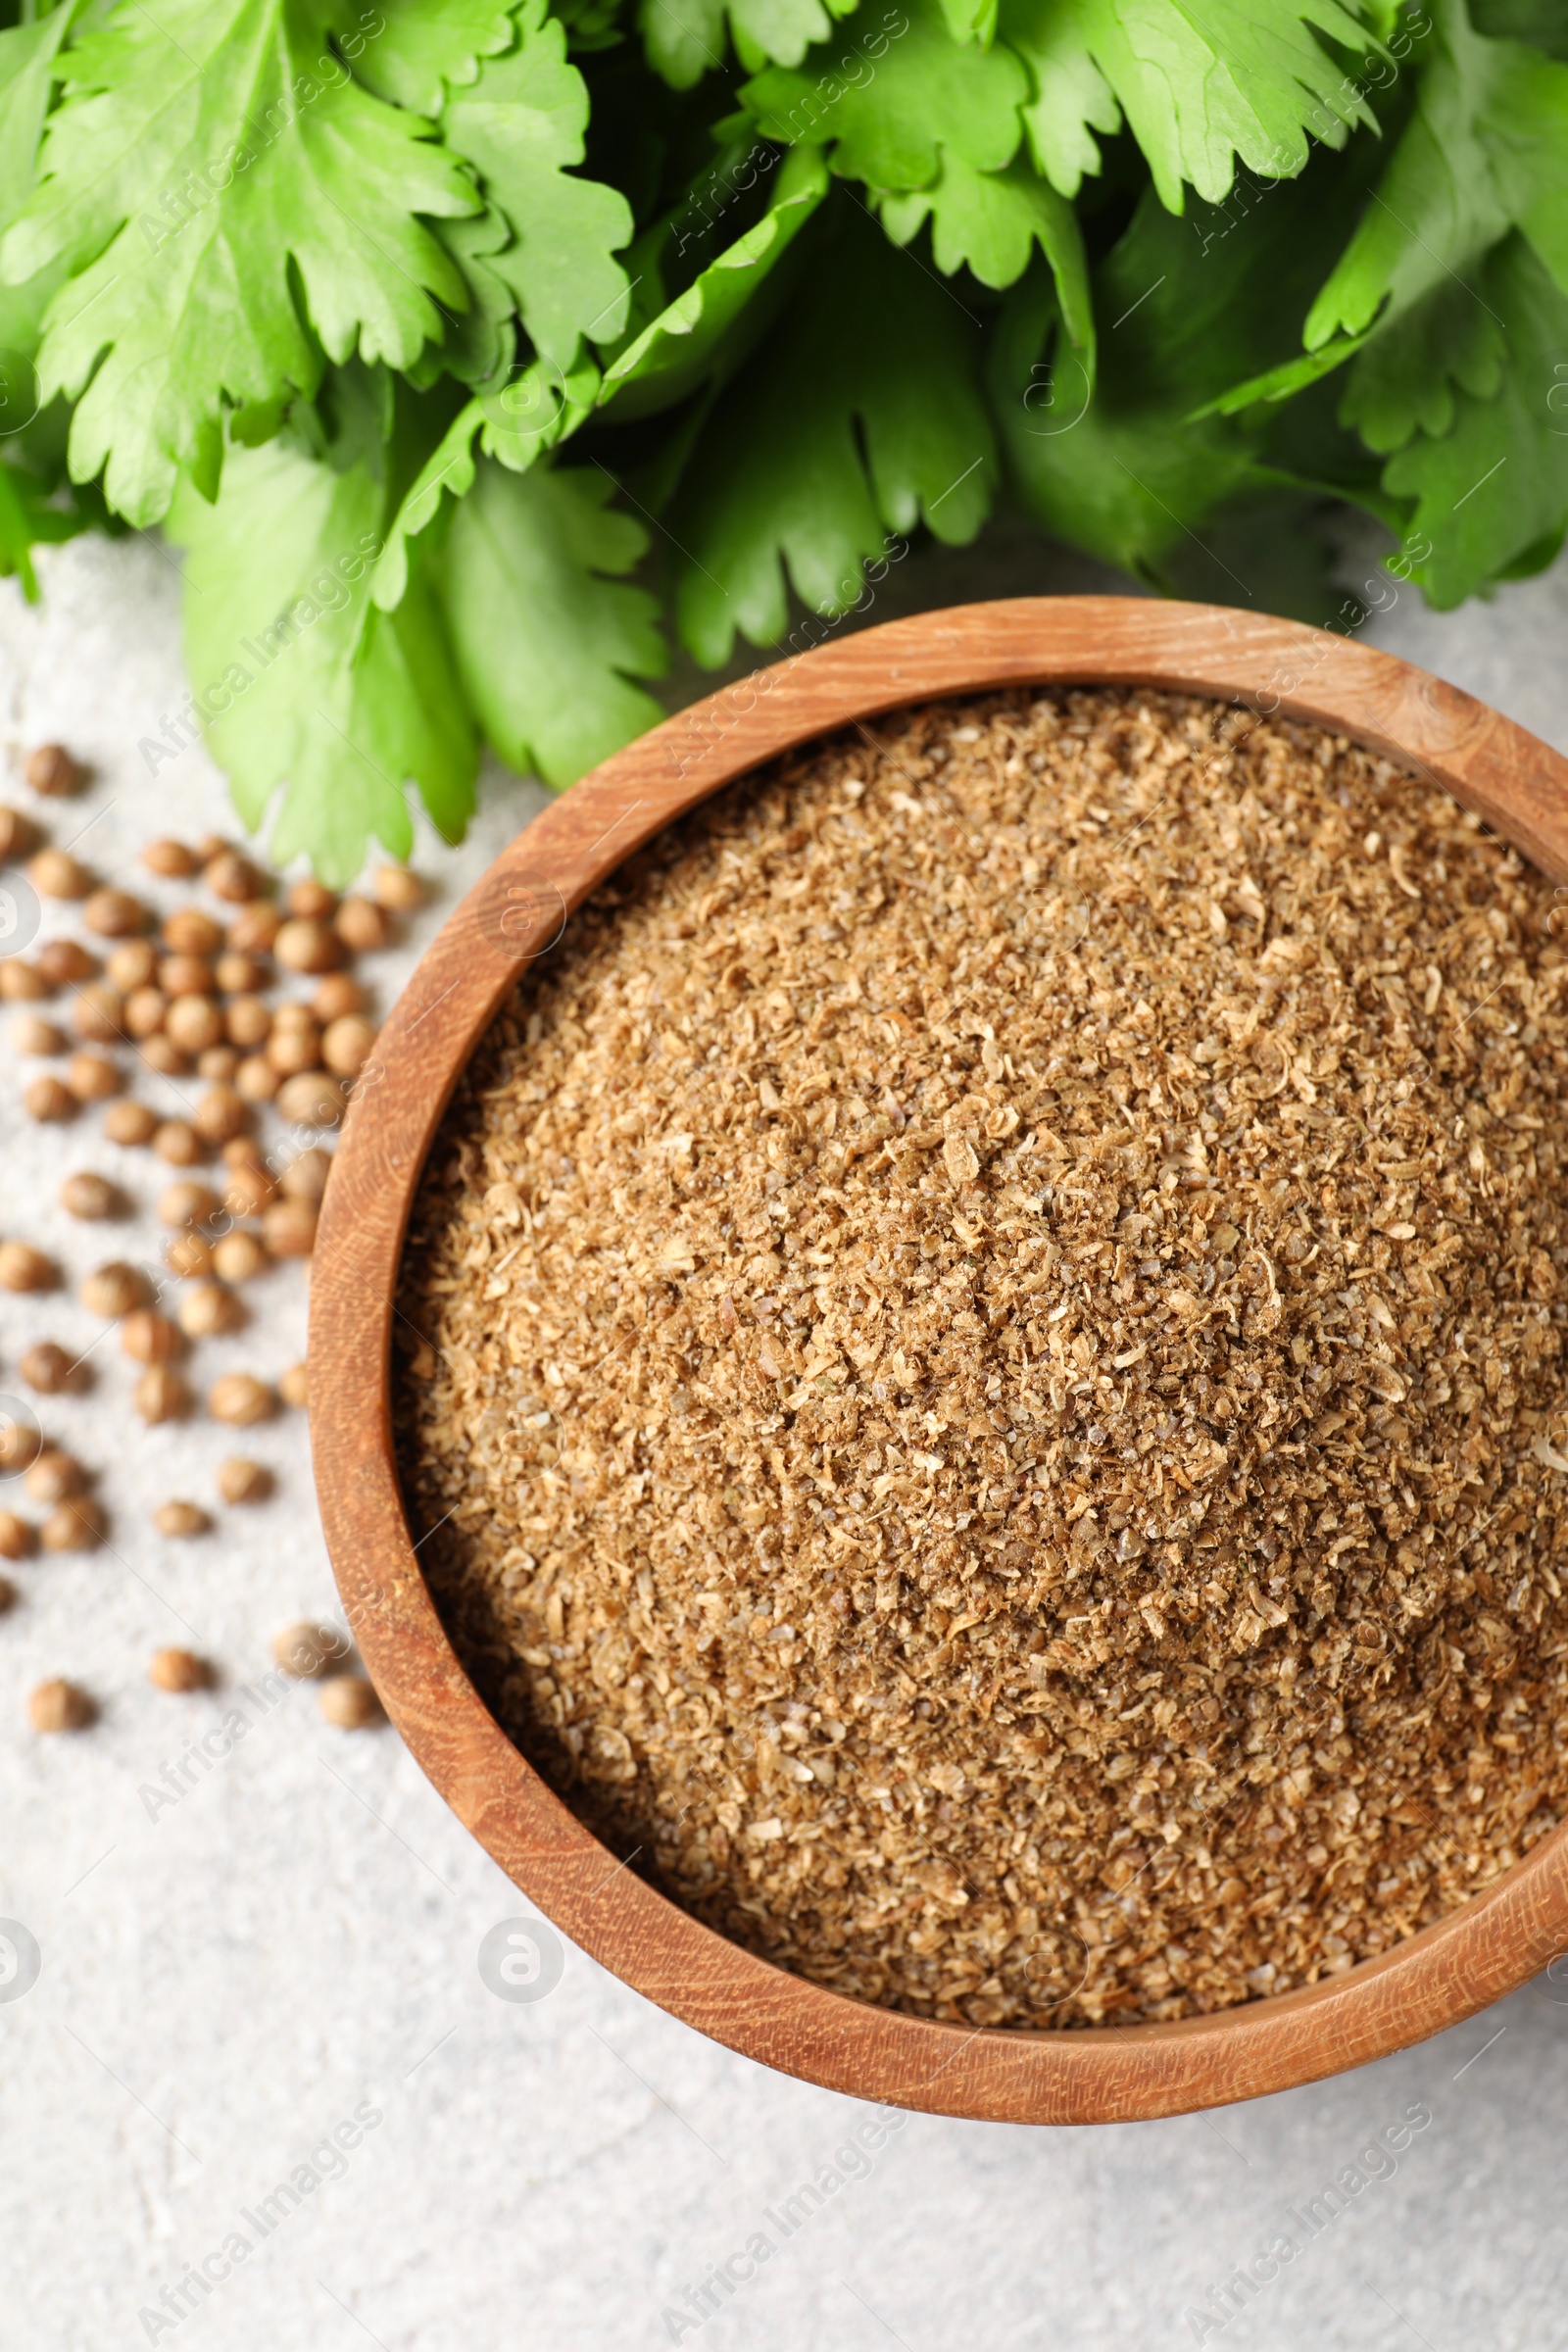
[316,600,1568,2122]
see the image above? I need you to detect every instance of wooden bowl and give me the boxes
[312,597,1568,2124]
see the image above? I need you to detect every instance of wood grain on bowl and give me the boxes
[311,598,1568,2124]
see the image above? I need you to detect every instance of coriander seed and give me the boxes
[149,1647,212,1691]
[25,1076,77,1122]
[103,1101,158,1147]
[80,1261,147,1317]
[319,1674,381,1728]
[60,1170,119,1219]
[24,744,82,796]
[0,1512,34,1558]
[218,1456,270,1504]
[154,1501,210,1538]
[209,1373,273,1426]
[134,1366,190,1423]
[0,1242,56,1292]
[142,839,198,877]
[29,1679,94,1732]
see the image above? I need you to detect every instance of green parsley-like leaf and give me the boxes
[437,459,666,786]
[878,150,1094,311]
[670,198,996,664]
[640,0,859,91]
[742,0,1026,188]
[439,0,634,369]
[1470,0,1568,60]
[1000,0,1380,209]
[1,0,479,528]
[598,142,828,418]
[168,431,477,882]
[1383,233,1568,606]
[0,1,86,359]
[348,0,516,114]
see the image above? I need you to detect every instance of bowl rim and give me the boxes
[311,594,1568,2126]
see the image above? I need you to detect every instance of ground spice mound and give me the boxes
[397,688,1568,2028]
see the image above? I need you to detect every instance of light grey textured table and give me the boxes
[3,530,1567,2352]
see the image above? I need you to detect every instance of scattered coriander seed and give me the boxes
[224,994,272,1049]
[70,981,122,1042]
[212,1231,268,1284]
[226,902,280,954]
[272,1620,341,1677]
[149,1646,212,1691]
[287,879,337,920]
[82,887,147,938]
[195,835,230,864]
[21,1343,79,1396]
[206,851,263,903]
[154,1500,210,1538]
[154,1120,201,1166]
[319,1674,381,1729]
[165,1233,214,1278]
[280,1147,331,1202]
[0,1421,40,1471]
[275,1071,345,1127]
[0,1573,14,1612]
[222,1161,276,1215]
[38,940,97,985]
[42,1493,107,1550]
[12,1014,64,1054]
[279,1360,309,1410]
[334,896,390,952]
[24,743,83,797]
[235,1053,279,1102]
[192,1083,246,1144]
[123,985,167,1038]
[166,995,223,1055]
[141,1035,193,1076]
[29,1678,94,1731]
[0,959,49,1000]
[178,1282,244,1340]
[321,1014,376,1077]
[67,1052,122,1102]
[107,940,158,992]
[142,839,198,877]
[197,1046,240,1082]
[216,951,267,994]
[121,1310,182,1364]
[273,917,339,975]
[312,974,364,1022]
[159,953,214,996]
[163,908,223,957]
[372,864,422,911]
[263,1199,317,1259]
[80,1261,147,1317]
[270,1001,315,1030]
[134,1365,190,1424]
[60,1170,120,1219]
[223,1136,267,1167]
[159,1180,218,1228]
[0,805,39,860]
[0,1242,56,1292]
[218,1456,271,1504]
[27,848,90,900]
[210,1372,273,1426]
[266,1017,319,1075]
[0,1512,34,1558]
[25,1449,84,1503]
[103,1100,158,1147]
[24,1074,75,1122]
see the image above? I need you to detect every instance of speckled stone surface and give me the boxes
[2,529,1566,2352]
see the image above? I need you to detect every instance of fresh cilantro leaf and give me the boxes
[878,150,1094,312]
[439,0,634,369]
[640,0,859,91]
[742,0,1027,188]
[0,437,86,600]
[999,0,1380,210]
[349,0,516,114]
[1304,0,1568,350]
[371,351,600,608]
[437,460,666,786]
[1340,278,1505,450]
[1,0,479,528]
[598,143,828,417]
[1383,233,1568,605]
[1470,0,1568,59]
[0,1,83,358]
[168,430,477,883]
[669,198,996,664]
